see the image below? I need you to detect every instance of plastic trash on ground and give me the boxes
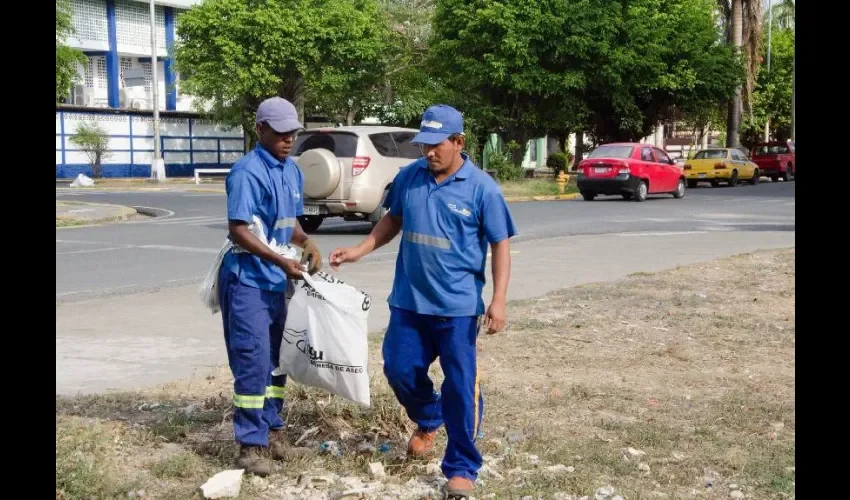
[70,173,95,187]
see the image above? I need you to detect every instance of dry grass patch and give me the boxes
[56,248,794,499]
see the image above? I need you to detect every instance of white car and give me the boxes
[292,126,422,232]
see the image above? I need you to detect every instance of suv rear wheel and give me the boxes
[297,215,323,233]
[369,187,391,228]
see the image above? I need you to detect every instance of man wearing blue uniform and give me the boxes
[329,104,516,497]
[219,97,322,476]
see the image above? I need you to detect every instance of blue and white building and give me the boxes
[56,0,245,178]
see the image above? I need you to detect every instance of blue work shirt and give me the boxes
[221,143,304,292]
[383,153,517,317]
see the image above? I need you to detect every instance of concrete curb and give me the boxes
[56,202,139,229]
[187,188,226,194]
[503,193,580,202]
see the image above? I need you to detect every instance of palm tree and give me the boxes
[718,0,764,147]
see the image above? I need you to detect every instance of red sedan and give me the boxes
[576,143,686,202]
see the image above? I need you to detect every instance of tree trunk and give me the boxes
[345,103,360,126]
[554,130,570,154]
[726,0,743,148]
[278,69,305,124]
[574,131,585,169]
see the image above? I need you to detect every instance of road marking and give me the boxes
[617,231,707,237]
[57,239,219,254]
[137,244,220,254]
[145,216,217,225]
[57,283,139,297]
[57,238,113,245]
[57,246,128,255]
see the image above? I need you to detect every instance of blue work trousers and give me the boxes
[382,307,484,481]
[218,267,288,447]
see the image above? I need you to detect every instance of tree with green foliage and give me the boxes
[174,0,387,140]
[364,0,445,127]
[56,0,86,102]
[430,0,742,164]
[740,25,794,145]
[70,122,111,178]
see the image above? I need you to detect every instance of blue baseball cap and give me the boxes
[256,97,303,133]
[411,104,464,145]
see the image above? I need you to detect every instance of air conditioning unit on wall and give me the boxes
[72,85,94,107]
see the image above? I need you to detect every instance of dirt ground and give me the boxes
[56,248,795,500]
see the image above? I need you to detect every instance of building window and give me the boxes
[142,62,152,93]
[71,0,108,43]
[85,58,95,88]
[96,58,107,89]
[84,56,107,89]
[115,0,166,50]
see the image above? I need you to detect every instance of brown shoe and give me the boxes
[235,445,272,476]
[407,429,438,458]
[445,476,475,497]
[269,429,313,461]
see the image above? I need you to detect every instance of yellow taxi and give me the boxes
[683,148,761,188]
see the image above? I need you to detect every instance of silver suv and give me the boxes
[292,126,421,232]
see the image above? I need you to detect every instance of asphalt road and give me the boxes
[56,180,795,394]
[56,181,795,301]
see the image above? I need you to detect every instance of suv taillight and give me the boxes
[352,156,371,176]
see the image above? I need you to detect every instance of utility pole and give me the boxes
[149,0,166,181]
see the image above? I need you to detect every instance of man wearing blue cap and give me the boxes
[329,104,516,496]
[219,96,323,476]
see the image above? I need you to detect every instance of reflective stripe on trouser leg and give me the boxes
[382,307,443,431]
[265,306,287,431]
[436,314,483,482]
[219,266,285,447]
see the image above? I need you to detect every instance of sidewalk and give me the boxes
[56,229,795,395]
[56,201,138,227]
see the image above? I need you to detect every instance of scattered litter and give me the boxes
[295,426,320,446]
[70,173,95,187]
[319,441,341,456]
[368,462,386,480]
[356,442,377,455]
[595,485,615,500]
[200,469,244,499]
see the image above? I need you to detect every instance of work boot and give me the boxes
[407,429,438,458]
[269,429,313,461]
[445,476,475,498]
[235,445,272,476]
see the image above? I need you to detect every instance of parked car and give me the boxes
[751,140,795,182]
[683,148,761,187]
[291,126,421,232]
[576,143,686,202]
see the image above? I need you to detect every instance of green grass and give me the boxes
[499,178,578,197]
[56,217,90,227]
[149,452,206,479]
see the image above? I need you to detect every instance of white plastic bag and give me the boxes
[273,271,372,407]
[199,215,297,314]
[70,173,95,187]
